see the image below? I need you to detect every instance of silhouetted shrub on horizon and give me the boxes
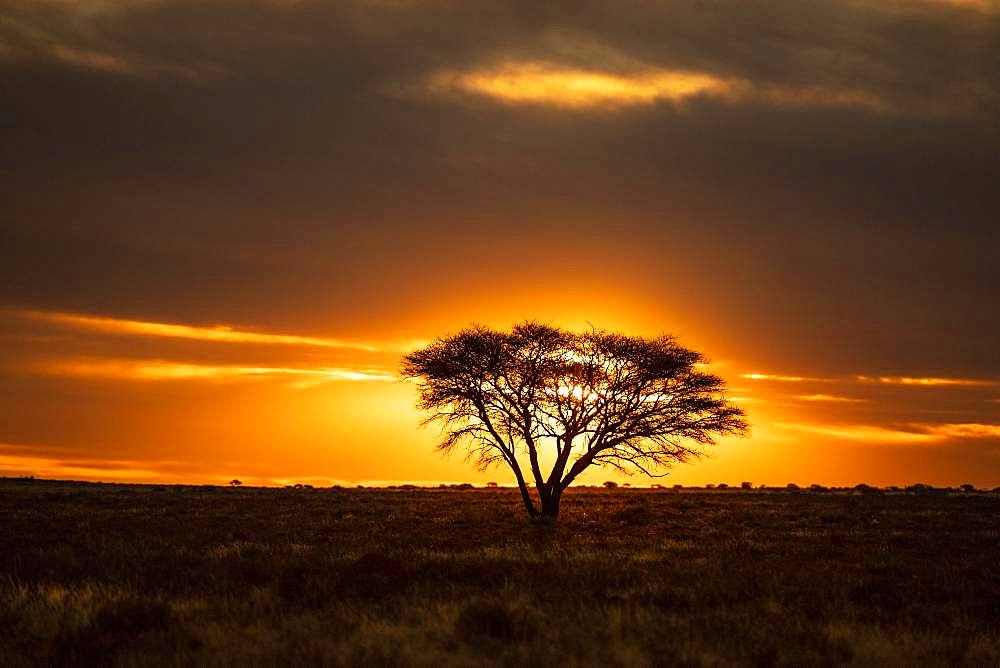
[906,483,945,496]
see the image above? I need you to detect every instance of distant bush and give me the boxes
[485,482,499,488]
[229,479,242,487]
[959,484,976,493]
[650,484,663,489]
[905,483,943,495]
[786,483,800,491]
[741,481,753,490]
[717,483,729,490]
[705,484,716,489]
[673,484,684,490]
[854,484,882,495]
[451,483,474,490]
[603,481,619,489]
[809,484,828,492]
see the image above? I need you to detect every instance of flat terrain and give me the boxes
[1,479,998,666]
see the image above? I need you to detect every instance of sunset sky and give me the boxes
[2,0,998,487]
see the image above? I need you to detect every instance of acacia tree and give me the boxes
[401,323,747,519]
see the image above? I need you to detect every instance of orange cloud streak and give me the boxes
[774,422,938,444]
[796,394,868,403]
[776,421,1000,444]
[24,310,391,351]
[742,373,824,382]
[37,358,396,383]
[855,375,995,387]
[426,62,889,112]
[429,63,733,109]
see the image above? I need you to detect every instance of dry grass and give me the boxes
[1,479,998,666]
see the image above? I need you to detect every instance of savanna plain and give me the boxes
[2,479,999,666]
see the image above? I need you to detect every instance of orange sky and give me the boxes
[1,0,998,487]
[2,306,997,488]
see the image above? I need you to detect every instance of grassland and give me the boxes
[2,478,999,666]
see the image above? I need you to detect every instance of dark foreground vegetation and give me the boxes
[2,479,999,666]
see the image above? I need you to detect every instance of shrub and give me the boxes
[485,482,498,488]
[854,483,882,495]
[786,483,800,491]
[603,481,619,489]
[809,484,828,492]
[905,483,942,495]
[959,484,976,493]
[741,481,753,489]
[717,483,729,490]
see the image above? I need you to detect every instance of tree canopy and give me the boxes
[401,323,747,518]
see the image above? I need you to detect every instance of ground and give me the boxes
[1,479,998,666]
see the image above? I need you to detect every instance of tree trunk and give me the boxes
[539,486,561,519]
[511,468,539,517]
[519,483,539,518]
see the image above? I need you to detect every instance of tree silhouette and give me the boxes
[401,323,748,519]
